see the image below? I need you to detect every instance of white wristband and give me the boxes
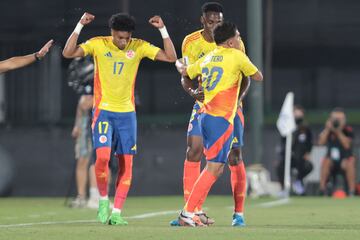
[74,22,84,35]
[159,26,169,39]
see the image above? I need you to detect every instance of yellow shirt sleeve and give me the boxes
[79,38,97,56]
[139,40,160,60]
[186,59,202,80]
[182,39,196,64]
[236,51,258,77]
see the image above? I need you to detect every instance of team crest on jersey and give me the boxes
[126,50,135,59]
[99,135,107,144]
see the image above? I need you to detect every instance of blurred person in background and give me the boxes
[0,40,53,73]
[318,108,356,196]
[68,57,99,209]
[70,94,98,208]
[277,105,313,196]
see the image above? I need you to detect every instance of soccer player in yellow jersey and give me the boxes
[171,2,251,227]
[177,21,263,227]
[0,39,53,73]
[63,12,177,225]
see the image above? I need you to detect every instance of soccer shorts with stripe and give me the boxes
[199,113,234,163]
[187,102,202,137]
[232,108,245,149]
[92,109,137,155]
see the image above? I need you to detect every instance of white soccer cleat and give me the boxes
[178,210,206,227]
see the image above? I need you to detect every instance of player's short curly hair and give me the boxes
[108,13,136,32]
[213,21,237,45]
[201,2,223,14]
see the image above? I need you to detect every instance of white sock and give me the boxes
[235,212,244,217]
[182,210,194,218]
[194,210,204,215]
[112,208,121,214]
[89,187,99,199]
[99,195,109,201]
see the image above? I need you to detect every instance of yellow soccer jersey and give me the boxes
[182,29,246,64]
[182,29,216,64]
[80,36,160,112]
[187,46,258,124]
[182,29,246,107]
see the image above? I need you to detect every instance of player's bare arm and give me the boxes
[63,12,95,59]
[0,39,53,74]
[238,76,251,103]
[181,76,204,102]
[180,65,204,102]
[148,16,177,62]
[318,120,332,145]
[250,70,263,81]
[334,129,352,150]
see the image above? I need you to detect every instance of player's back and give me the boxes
[188,46,258,123]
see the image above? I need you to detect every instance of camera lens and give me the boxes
[332,120,340,128]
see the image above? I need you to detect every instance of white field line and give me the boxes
[0,209,180,228]
[226,197,291,210]
[256,198,291,208]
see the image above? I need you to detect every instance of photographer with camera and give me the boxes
[318,108,356,196]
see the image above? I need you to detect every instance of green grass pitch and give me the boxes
[0,196,359,240]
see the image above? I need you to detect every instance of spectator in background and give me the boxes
[318,108,356,196]
[70,93,99,208]
[68,57,99,208]
[277,105,313,195]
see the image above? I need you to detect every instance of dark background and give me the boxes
[0,0,359,196]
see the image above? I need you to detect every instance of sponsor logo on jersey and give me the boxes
[99,135,108,144]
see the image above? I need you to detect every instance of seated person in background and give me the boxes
[277,105,313,195]
[318,107,356,196]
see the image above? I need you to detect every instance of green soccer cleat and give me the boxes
[108,212,128,226]
[96,199,110,224]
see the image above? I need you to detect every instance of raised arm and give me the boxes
[318,120,332,145]
[0,39,53,74]
[62,12,95,59]
[148,16,177,63]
